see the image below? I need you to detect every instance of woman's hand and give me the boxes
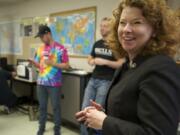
[85,109,107,130]
[75,106,95,123]
[75,100,106,129]
[90,100,105,112]
[75,110,87,123]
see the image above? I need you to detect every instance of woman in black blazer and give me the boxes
[76,0,180,135]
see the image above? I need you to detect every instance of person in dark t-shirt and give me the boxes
[0,68,17,113]
[90,39,116,80]
[81,17,125,135]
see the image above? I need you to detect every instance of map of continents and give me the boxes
[49,12,95,56]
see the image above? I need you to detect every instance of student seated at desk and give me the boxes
[0,68,18,113]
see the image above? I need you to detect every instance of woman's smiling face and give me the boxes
[118,6,154,58]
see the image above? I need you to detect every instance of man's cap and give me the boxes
[35,25,51,38]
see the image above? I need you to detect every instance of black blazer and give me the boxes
[102,55,180,135]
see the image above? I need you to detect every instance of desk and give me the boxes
[13,71,91,125]
[13,77,37,113]
[13,77,36,103]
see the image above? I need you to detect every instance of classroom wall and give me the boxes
[0,0,120,72]
[0,6,13,21]
[1,0,179,70]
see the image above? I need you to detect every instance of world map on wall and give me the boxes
[49,11,96,56]
[0,21,22,55]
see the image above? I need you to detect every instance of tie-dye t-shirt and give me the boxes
[34,42,69,87]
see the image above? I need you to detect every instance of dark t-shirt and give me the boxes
[0,69,17,107]
[91,39,116,81]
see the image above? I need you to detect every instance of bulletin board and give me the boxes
[0,20,22,55]
[49,7,97,58]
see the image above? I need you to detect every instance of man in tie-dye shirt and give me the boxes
[29,25,69,135]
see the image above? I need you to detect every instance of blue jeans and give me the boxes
[81,78,111,135]
[37,85,61,133]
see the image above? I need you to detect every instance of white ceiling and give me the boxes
[0,0,30,7]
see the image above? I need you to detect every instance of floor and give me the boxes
[1,106,180,135]
[0,106,79,135]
